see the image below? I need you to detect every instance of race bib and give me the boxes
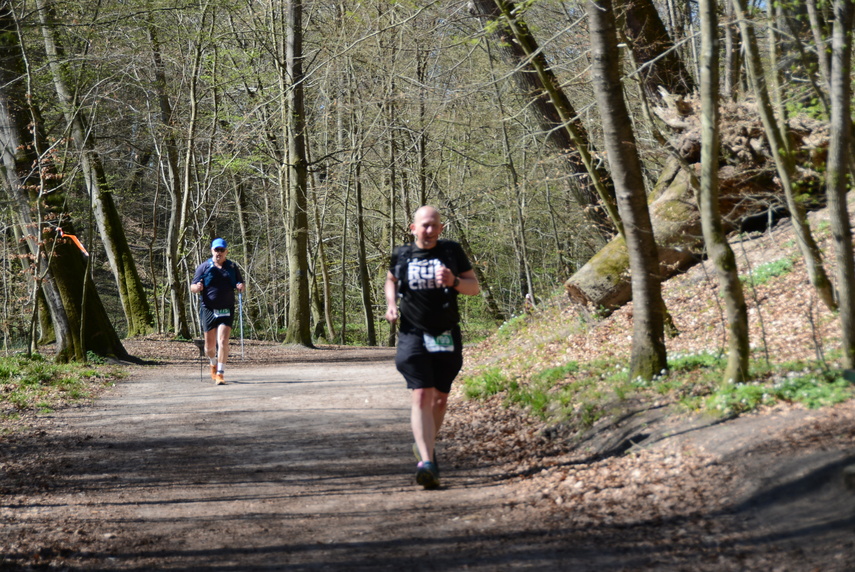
[423,331,454,353]
[213,308,231,317]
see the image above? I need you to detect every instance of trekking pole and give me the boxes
[239,291,244,360]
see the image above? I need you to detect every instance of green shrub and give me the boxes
[0,355,120,423]
[461,367,513,400]
[741,258,794,287]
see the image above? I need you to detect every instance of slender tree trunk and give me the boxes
[149,25,191,339]
[826,0,855,368]
[614,0,696,98]
[416,49,428,208]
[761,3,785,124]
[385,74,399,346]
[36,0,154,337]
[732,0,836,312]
[311,185,336,341]
[354,161,376,345]
[177,6,210,338]
[470,0,620,238]
[0,5,126,361]
[698,0,749,384]
[586,0,666,381]
[807,0,832,91]
[723,0,741,100]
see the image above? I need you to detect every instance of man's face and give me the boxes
[212,246,227,264]
[410,208,443,249]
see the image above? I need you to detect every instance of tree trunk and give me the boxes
[470,0,620,238]
[807,0,832,91]
[385,76,399,347]
[37,0,154,337]
[177,8,210,339]
[586,0,666,380]
[615,0,696,98]
[0,4,127,361]
[148,25,192,339]
[723,0,741,100]
[354,161,376,346]
[732,0,837,312]
[826,0,855,368]
[310,184,336,342]
[698,0,749,384]
[283,0,313,347]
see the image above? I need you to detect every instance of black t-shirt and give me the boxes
[389,240,472,336]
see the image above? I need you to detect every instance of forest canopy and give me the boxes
[0,0,851,365]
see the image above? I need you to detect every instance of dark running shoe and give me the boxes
[415,461,440,490]
[413,444,440,478]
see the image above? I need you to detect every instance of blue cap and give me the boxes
[211,238,227,249]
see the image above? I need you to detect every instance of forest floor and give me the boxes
[2,207,855,570]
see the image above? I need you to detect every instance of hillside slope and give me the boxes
[441,203,855,570]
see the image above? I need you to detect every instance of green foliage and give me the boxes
[741,257,794,287]
[705,368,852,416]
[0,355,120,424]
[495,314,528,341]
[462,367,514,400]
[530,361,580,385]
[86,351,106,365]
[668,350,723,372]
[461,348,853,435]
[785,96,827,121]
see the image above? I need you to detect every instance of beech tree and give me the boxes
[585,0,666,381]
[825,0,855,368]
[0,3,127,361]
[731,0,836,312]
[698,0,749,384]
[282,0,313,347]
[36,0,155,336]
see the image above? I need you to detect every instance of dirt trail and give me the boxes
[2,348,587,570]
[2,344,855,571]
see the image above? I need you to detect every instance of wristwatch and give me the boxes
[453,276,460,288]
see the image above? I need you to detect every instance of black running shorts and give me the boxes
[200,305,235,332]
[395,326,463,394]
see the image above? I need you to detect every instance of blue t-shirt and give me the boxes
[192,259,243,309]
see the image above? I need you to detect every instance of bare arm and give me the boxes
[384,271,399,323]
[436,267,480,296]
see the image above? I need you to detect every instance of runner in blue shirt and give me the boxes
[190,238,245,385]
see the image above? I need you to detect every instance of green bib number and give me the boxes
[423,331,454,353]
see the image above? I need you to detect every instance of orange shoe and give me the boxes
[214,372,226,385]
[210,365,217,381]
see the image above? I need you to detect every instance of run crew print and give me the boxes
[407,258,446,291]
[389,240,471,336]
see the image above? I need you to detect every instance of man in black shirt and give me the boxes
[191,238,245,385]
[385,206,480,489]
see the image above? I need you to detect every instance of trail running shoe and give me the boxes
[415,461,440,490]
[215,372,226,385]
[413,444,439,478]
[210,365,217,381]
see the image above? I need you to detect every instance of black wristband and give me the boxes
[453,276,460,288]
